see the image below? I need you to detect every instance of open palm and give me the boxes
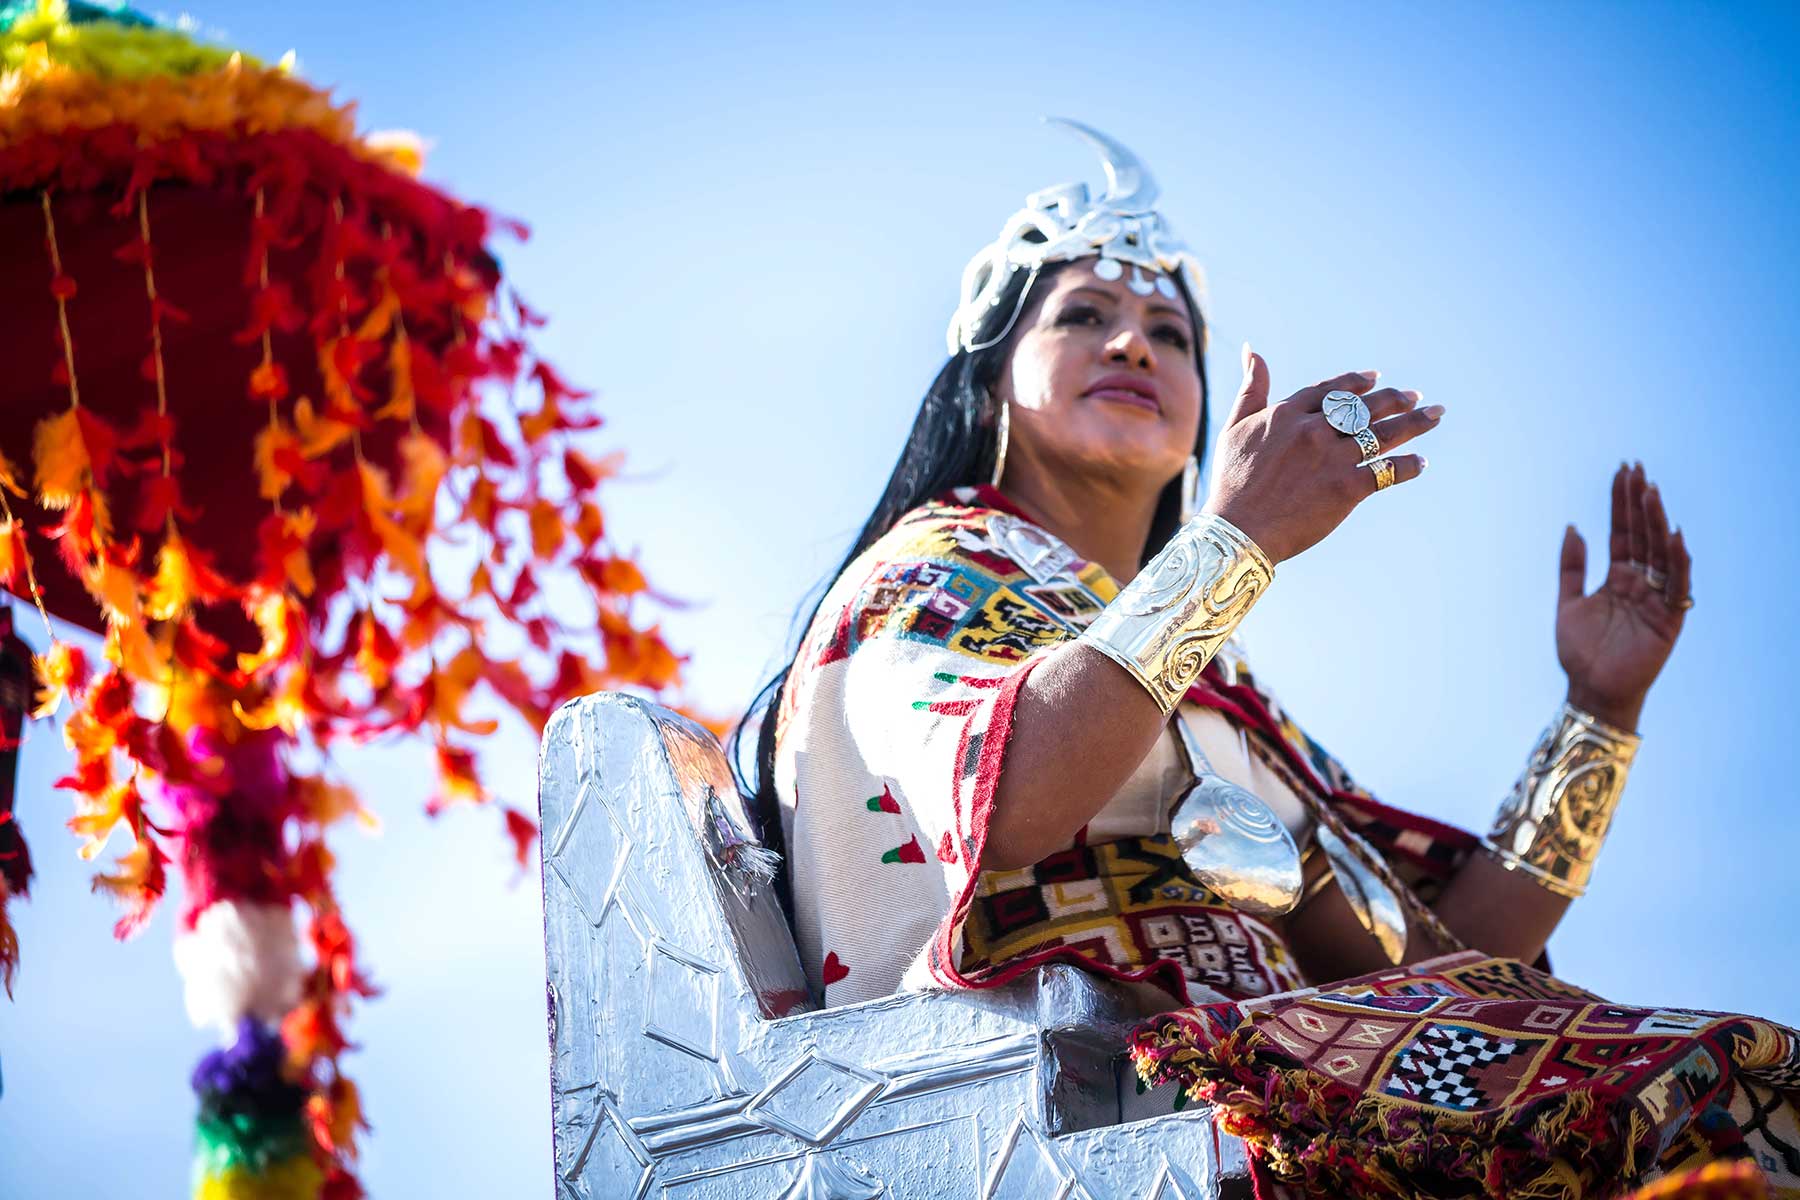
[1556,462,1691,724]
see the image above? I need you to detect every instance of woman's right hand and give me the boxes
[1201,342,1445,564]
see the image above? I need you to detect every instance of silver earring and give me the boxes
[1179,454,1200,523]
[990,395,1010,488]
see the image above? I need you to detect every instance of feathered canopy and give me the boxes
[0,4,685,1196]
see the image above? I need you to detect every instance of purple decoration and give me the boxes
[191,1016,304,1115]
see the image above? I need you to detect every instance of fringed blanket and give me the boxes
[1130,951,1800,1200]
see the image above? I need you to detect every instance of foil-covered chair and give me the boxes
[540,692,1252,1198]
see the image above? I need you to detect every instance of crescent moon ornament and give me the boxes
[947,119,1208,354]
[1314,822,1409,965]
[1168,717,1304,916]
[1044,116,1160,211]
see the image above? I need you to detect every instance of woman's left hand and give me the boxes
[1555,462,1691,731]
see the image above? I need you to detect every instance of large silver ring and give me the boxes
[1368,457,1397,491]
[1642,564,1668,591]
[1323,389,1372,436]
[1352,428,1381,460]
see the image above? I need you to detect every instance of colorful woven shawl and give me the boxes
[1131,951,1800,1199]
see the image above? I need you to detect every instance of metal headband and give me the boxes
[947,118,1209,355]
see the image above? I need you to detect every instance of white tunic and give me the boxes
[774,489,1315,1007]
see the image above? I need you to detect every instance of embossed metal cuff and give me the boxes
[1482,702,1641,899]
[1077,512,1274,715]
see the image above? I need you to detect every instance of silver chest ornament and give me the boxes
[1168,712,1304,916]
[1171,644,1410,961]
[1315,820,1409,964]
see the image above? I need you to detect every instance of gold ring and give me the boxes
[1353,428,1381,461]
[1369,457,1396,491]
[1669,593,1695,611]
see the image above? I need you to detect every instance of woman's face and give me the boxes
[994,260,1201,493]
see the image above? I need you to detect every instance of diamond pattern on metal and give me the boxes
[746,1050,888,1147]
[1144,1161,1203,1200]
[550,779,634,927]
[570,1096,654,1200]
[643,937,724,1062]
[984,1118,1075,1200]
[777,1152,886,1200]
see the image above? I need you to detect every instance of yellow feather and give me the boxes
[30,640,83,719]
[0,449,26,497]
[251,419,296,501]
[82,555,141,624]
[31,408,88,510]
[0,518,20,587]
[145,537,196,621]
[394,429,445,524]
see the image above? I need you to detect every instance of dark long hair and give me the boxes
[730,259,1212,902]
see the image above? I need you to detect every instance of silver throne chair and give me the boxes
[539,692,1254,1199]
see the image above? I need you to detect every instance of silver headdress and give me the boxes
[947,118,1208,355]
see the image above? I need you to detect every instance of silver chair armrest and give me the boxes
[540,692,1249,1198]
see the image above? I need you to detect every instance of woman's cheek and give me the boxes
[1010,346,1061,413]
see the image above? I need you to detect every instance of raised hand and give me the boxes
[1556,462,1691,731]
[1202,343,1445,564]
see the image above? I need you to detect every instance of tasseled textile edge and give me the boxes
[1131,1016,1638,1200]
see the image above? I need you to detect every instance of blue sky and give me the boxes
[4,2,1799,1196]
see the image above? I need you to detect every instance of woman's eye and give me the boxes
[1155,325,1191,351]
[1057,305,1102,326]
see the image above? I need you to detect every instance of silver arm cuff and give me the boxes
[1077,512,1274,714]
[1482,702,1641,899]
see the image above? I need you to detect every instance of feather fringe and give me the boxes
[173,900,302,1036]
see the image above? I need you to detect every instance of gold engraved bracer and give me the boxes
[1482,702,1641,898]
[1077,512,1274,715]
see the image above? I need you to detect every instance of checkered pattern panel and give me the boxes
[1384,1024,1520,1110]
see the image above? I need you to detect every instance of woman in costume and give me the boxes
[739,121,1798,1198]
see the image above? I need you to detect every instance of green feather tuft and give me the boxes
[192,1109,312,1175]
[2,0,256,77]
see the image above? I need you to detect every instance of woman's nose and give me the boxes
[1105,326,1154,370]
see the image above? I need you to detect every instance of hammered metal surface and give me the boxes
[539,692,1249,1197]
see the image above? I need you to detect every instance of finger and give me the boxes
[1291,369,1381,412]
[1608,463,1631,568]
[1558,524,1587,606]
[1363,404,1445,456]
[1224,341,1271,426]
[1643,480,1672,575]
[1361,387,1423,422]
[1665,527,1693,608]
[1358,453,1427,497]
[1626,461,1650,568]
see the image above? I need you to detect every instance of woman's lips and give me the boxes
[1084,385,1161,413]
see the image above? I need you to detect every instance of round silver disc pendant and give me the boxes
[1170,777,1304,916]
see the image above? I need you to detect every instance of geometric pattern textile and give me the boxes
[964,834,1305,1003]
[1131,951,1800,1200]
